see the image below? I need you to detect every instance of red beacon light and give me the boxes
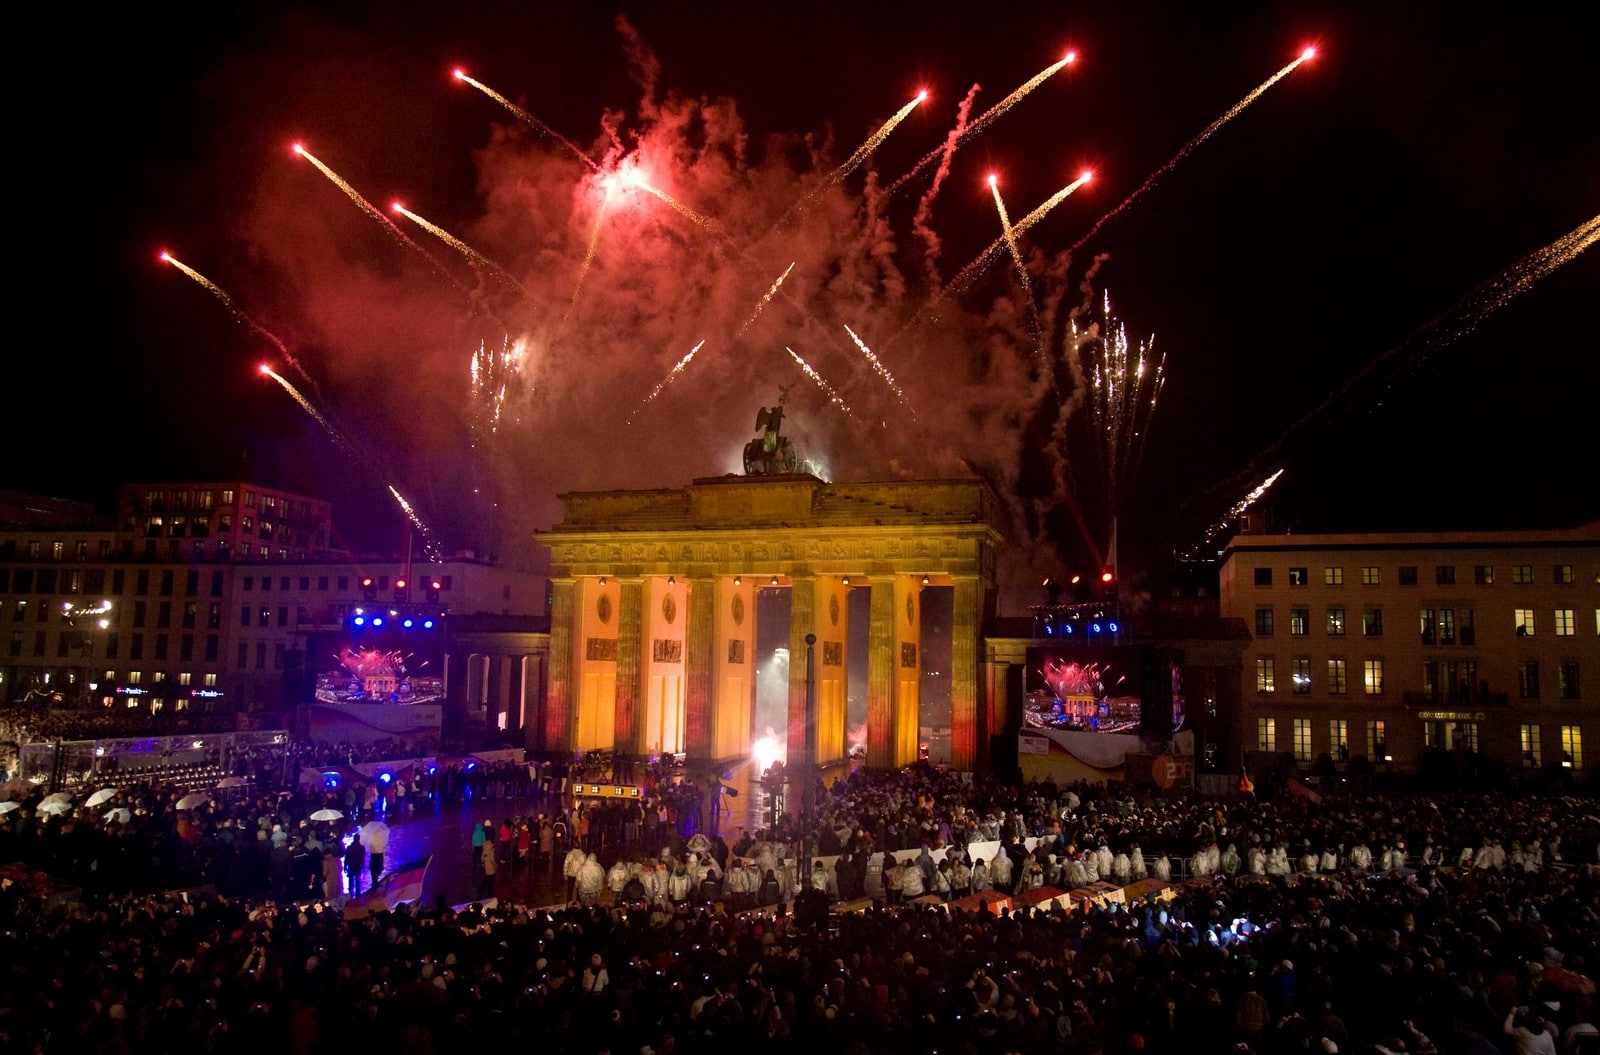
[1100,570,1115,583]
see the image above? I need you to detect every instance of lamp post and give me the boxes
[801,632,817,885]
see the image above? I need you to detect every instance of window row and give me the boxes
[1257,656,1385,695]
[7,631,221,662]
[1256,717,1584,769]
[1255,563,1582,587]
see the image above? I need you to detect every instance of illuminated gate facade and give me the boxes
[536,476,1004,771]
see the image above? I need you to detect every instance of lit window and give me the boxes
[1329,719,1348,756]
[1560,726,1583,769]
[1256,657,1276,693]
[178,672,192,686]
[1289,608,1309,636]
[1327,659,1348,695]
[1292,719,1312,763]
[1291,657,1311,694]
[1360,566,1379,586]
[1324,567,1343,586]
[1287,567,1306,586]
[1521,724,1542,768]
[1554,609,1574,636]
[1515,609,1535,636]
[1474,565,1493,585]
[128,670,141,685]
[1257,718,1276,753]
[1364,659,1384,696]
[1553,564,1573,585]
[1366,720,1386,760]
[1362,607,1383,636]
[1512,565,1533,585]
[204,673,217,687]
[1326,607,1346,636]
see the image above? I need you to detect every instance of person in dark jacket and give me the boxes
[344,833,365,896]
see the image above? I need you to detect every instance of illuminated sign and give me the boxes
[116,686,148,696]
[570,784,643,799]
[189,689,226,699]
[1417,710,1486,722]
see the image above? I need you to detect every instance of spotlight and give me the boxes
[1092,622,1102,634]
[599,576,607,586]
[921,575,930,585]
[372,617,384,627]
[1108,621,1119,633]
[353,616,366,627]
[842,576,850,585]
[734,576,742,586]
[403,618,414,628]
[668,576,675,585]
[423,619,435,630]
[771,576,779,586]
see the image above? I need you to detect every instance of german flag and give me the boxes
[1239,770,1255,796]
[345,856,431,919]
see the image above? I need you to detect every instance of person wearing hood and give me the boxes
[1130,844,1147,879]
[1247,845,1267,876]
[971,857,991,892]
[1221,843,1242,875]
[563,842,588,902]
[607,858,630,897]
[577,852,606,905]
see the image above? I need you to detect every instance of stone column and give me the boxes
[950,574,982,773]
[684,576,716,762]
[786,575,817,764]
[613,578,645,757]
[866,579,896,769]
[544,578,575,752]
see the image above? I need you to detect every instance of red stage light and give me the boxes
[1100,571,1114,583]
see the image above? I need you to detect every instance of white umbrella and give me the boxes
[41,792,73,807]
[104,807,132,824]
[39,800,72,815]
[310,808,346,822]
[216,776,249,789]
[85,788,119,808]
[0,801,19,814]
[175,792,210,810]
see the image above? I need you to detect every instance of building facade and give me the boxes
[1,481,547,725]
[1219,525,1599,775]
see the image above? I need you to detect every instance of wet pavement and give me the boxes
[350,755,856,909]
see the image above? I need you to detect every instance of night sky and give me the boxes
[14,0,1597,593]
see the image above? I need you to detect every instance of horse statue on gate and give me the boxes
[743,390,800,475]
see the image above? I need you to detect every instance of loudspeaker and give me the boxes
[1141,647,1176,740]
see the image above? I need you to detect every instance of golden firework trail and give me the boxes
[989,176,1041,340]
[260,364,337,438]
[823,90,928,188]
[392,203,527,295]
[1066,47,1316,256]
[470,336,526,435]
[387,485,443,561]
[453,69,598,170]
[736,262,796,338]
[563,186,613,324]
[1198,209,1598,519]
[293,144,462,286]
[1199,469,1285,547]
[786,346,853,418]
[162,253,316,386]
[629,340,707,423]
[842,324,911,412]
[891,52,1077,193]
[629,172,721,233]
[902,171,1093,342]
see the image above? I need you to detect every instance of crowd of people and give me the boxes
[3,721,1599,1055]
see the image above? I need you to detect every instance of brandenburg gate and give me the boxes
[536,474,1004,771]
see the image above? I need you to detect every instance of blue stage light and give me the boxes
[1063,624,1074,635]
[377,771,393,784]
[402,618,414,628]
[372,616,384,627]
[1108,621,1119,633]
[1092,622,1102,633]
[353,616,365,627]
[423,619,435,629]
